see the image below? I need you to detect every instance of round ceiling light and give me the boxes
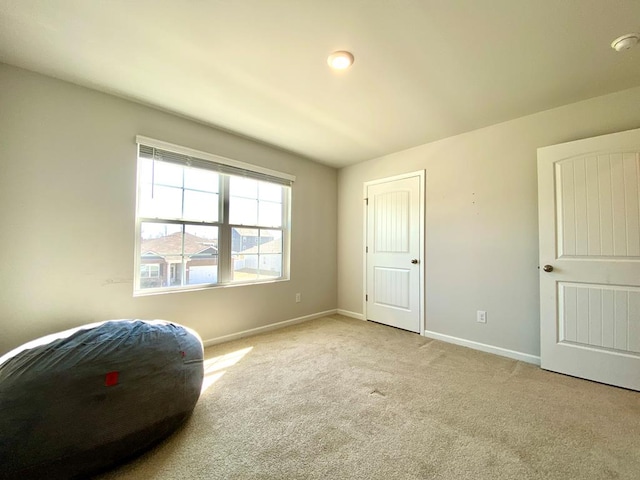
[327,51,354,70]
[611,33,640,52]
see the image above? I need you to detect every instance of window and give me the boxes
[134,137,294,294]
[140,264,160,277]
[139,263,161,289]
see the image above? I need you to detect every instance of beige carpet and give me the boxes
[95,315,640,479]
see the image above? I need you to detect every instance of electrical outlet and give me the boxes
[477,310,487,323]
[295,293,301,303]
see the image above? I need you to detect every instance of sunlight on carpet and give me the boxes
[201,346,253,393]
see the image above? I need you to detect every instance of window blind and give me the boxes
[136,137,295,186]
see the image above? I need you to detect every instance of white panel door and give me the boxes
[365,173,423,333]
[538,128,640,390]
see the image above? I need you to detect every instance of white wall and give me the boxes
[338,86,640,357]
[3,61,639,360]
[0,64,337,354]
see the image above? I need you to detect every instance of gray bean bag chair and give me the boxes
[0,319,204,479]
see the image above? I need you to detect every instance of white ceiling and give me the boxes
[1,1,639,168]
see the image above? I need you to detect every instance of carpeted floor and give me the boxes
[95,315,640,479]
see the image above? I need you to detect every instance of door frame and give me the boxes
[363,170,426,335]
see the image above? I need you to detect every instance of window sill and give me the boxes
[133,277,290,297]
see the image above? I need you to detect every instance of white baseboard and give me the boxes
[202,309,338,347]
[423,330,541,365]
[201,311,540,365]
[336,309,365,320]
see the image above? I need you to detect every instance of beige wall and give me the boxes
[0,64,337,354]
[338,86,640,357]
[3,61,639,360]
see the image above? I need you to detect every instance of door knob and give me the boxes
[542,265,553,272]
[411,259,419,264]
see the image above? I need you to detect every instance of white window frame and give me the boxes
[134,136,294,296]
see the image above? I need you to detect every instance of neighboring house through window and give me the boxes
[134,136,294,294]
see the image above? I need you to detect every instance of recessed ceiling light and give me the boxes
[611,33,640,52]
[327,51,354,70]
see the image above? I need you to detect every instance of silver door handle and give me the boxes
[411,259,419,264]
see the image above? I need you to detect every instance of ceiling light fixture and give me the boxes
[327,51,354,70]
[611,33,640,52]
